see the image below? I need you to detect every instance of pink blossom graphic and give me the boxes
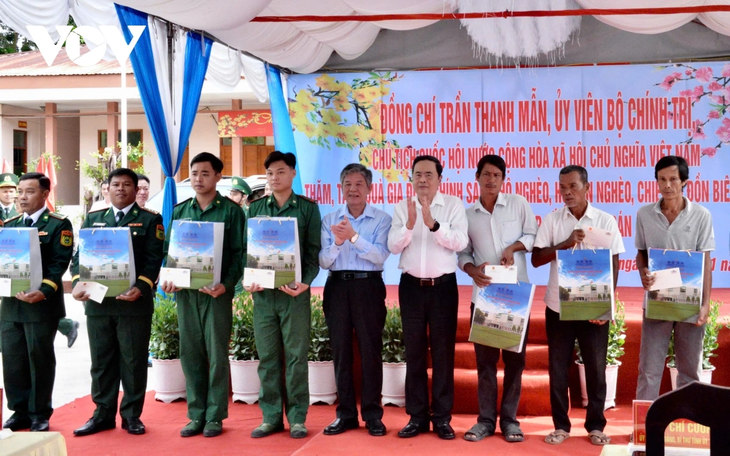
[709,81,722,92]
[660,72,682,91]
[695,67,713,83]
[722,64,730,77]
[708,110,721,120]
[685,69,693,75]
[691,120,706,140]
[716,118,730,143]
[702,147,718,157]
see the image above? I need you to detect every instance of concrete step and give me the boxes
[448,343,551,371]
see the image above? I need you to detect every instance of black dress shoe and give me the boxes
[365,419,386,436]
[397,420,430,438]
[3,415,32,431]
[30,419,49,432]
[73,417,116,436]
[122,417,146,435]
[323,417,359,435]
[434,421,455,440]
[67,320,80,348]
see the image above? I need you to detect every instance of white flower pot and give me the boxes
[668,365,714,390]
[308,360,337,405]
[577,361,620,410]
[230,359,260,404]
[152,358,187,403]
[381,362,407,407]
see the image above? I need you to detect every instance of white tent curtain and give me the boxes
[2,0,730,75]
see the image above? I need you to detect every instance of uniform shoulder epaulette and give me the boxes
[299,195,316,203]
[49,212,67,220]
[174,197,192,207]
[140,206,159,214]
[5,214,21,223]
[248,195,266,206]
[88,207,108,214]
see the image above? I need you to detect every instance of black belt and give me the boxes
[329,271,382,280]
[403,272,454,287]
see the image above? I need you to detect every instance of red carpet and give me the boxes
[44,392,633,456]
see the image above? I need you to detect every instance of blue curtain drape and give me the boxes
[266,64,302,195]
[116,4,212,228]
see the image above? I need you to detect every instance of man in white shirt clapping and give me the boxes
[387,155,468,440]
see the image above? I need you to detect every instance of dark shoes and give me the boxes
[180,420,205,437]
[398,420,430,438]
[30,419,49,432]
[434,421,455,440]
[250,422,284,438]
[3,415,32,431]
[366,419,386,436]
[323,417,359,435]
[203,421,223,437]
[122,417,146,435]
[74,417,116,436]
[67,320,80,348]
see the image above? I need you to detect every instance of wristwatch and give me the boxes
[350,233,360,243]
[430,220,440,232]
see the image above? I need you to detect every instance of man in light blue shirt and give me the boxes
[319,163,391,437]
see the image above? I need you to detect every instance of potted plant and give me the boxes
[575,296,626,410]
[381,303,406,407]
[230,290,260,404]
[667,300,722,389]
[149,292,186,403]
[308,294,336,405]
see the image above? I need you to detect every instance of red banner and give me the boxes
[633,400,710,449]
[218,110,273,137]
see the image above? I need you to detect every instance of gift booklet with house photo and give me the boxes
[164,221,224,289]
[76,228,135,298]
[0,227,42,297]
[244,217,301,289]
[468,282,535,353]
[557,248,615,321]
[646,248,704,323]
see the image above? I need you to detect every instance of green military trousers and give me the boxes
[177,289,233,422]
[253,290,311,425]
[87,314,152,421]
[1,320,58,421]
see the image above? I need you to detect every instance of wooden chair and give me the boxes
[645,381,730,455]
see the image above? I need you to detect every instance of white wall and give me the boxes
[0,104,44,171]
[56,116,80,204]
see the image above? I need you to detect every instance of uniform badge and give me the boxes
[61,230,73,247]
[128,223,143,227]
[3,175,10,182]
[156,224,165,241]
[38,231,48,236]
[93,222,107,227]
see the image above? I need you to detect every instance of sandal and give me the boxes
[502,423,524,443]
[463,422,495,442]
[589,430,611,445]
[544,429,570,445]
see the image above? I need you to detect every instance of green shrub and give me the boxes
[149,292,180,360]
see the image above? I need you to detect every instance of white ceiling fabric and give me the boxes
[2,0,730,93]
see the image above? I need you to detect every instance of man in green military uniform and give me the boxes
[228,176,252,210]
[160,152,244,438]
[245,151,322,440]
[70,168,165,436]
[1,172,74,432]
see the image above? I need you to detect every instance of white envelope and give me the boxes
[0,278,11,297]
[483,265,518,284]
[580,225,615,249]
[73,281,109,304]
[243,268,276,289]
[159,267,191,288]
[649,267,683,291]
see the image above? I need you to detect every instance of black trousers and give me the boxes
[87,314,153,421]
[1,319,58,421]
[399,273,458,424]
[323,275,386,421]
[470,302,528,431]
[545,307,608,433]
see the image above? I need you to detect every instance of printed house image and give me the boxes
[474,308,525,335]
[253,253,295,271]
[563,283,611,302]
[0,261,31,280]
[83,262,130,280]
[171,255,215,273]
[653,286,701,305]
